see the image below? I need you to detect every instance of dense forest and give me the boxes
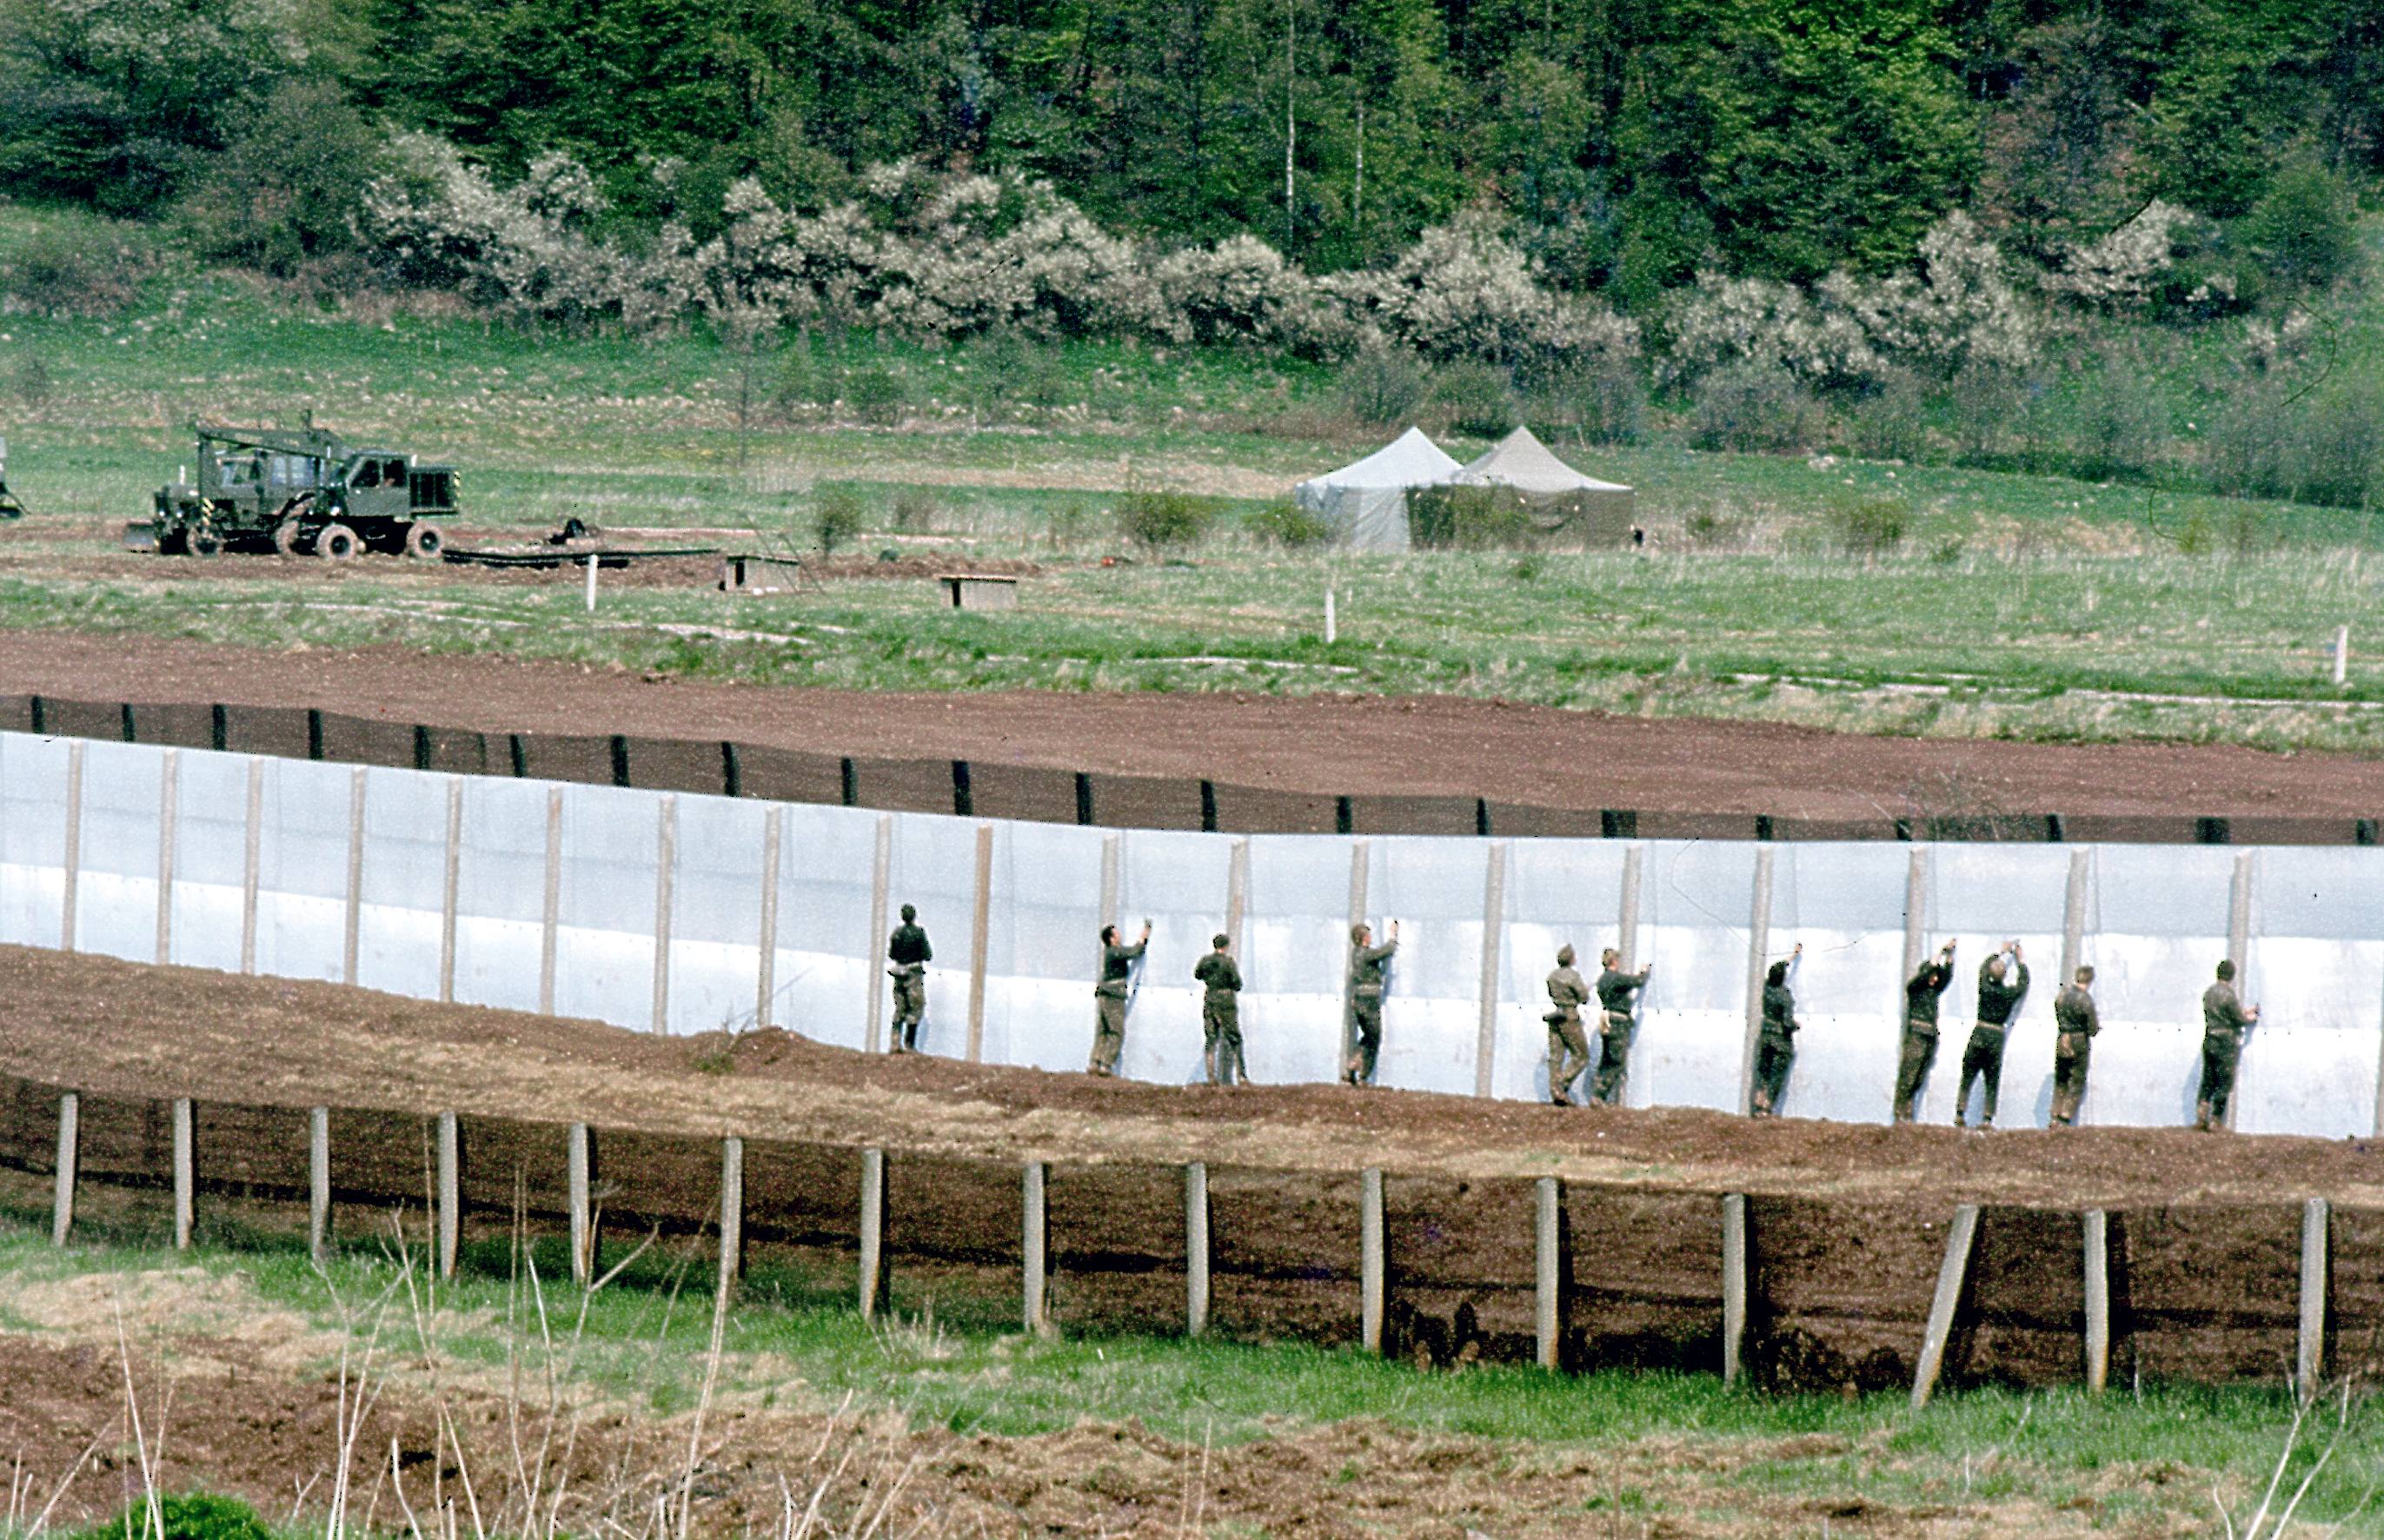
[1,0,2379,510]
[2,0,2376,296]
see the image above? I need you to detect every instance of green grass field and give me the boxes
[3,202,2383,752]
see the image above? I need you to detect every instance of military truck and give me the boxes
[131,423,459,558]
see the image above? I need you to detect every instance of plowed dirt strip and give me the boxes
[1,945,2379,1209]
[3,630,2381,819]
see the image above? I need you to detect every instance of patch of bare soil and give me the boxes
[0,630,2377,820]
[0,1275,2235,1539]
[2,945,2379,1211]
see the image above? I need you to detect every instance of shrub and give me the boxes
[1338,343,1428,426]
[1830,497,1909,556]
[1408,485,1536,550]
[1430,362,1518,439]
[1118,488,1219,549]
[1690,362,1823,453]
[1848,368,1929,461]
[2067,348,2168,481]
[1248,497,1334,548]
[2296,390,2384,510]
[1524,350,1647,447]
[11,355,52,406]
[66,1494,274,1540]
[890,488,940,532]
[843,364,906,425]
[0,224,146,317]
[2241,158,2362,295]
[815,484,867,552]
[1949,360,2026,463]
[177,81,385,275]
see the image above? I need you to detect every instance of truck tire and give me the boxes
[187,528,223,558]
[314,522,358,561]
[271,519,305,557]
[402,521,444,560]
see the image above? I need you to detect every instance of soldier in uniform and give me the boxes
[1892,940,1957,1124]
[2196,959,2260,1130]
[1343,920,1399,1086]
[2051,965,2099,1126]
[886,903,931,1052]
[1544,945,1592,1106]
[1955,941,2029,1130]
[1193,933,1245,1085]
[1089,920,1151,1077]
[1590,948,1654,1105]
[1750,944,1803,1117]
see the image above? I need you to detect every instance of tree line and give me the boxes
[1,0,2376,300]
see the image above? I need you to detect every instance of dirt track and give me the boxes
[3,945,2377,1210]
[3,631,2381,820]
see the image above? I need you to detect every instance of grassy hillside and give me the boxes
[3,208,2383,751]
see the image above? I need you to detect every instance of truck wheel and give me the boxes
[157,528,188,556]
[271,519,305,557]
[188,528,223,558]
[314,522,358,561]
[402,522,444,560]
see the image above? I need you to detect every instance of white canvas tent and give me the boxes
[1292,427,1458,552]
[1452,426,1635,543]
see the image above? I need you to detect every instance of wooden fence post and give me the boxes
[1185,1162,1211,1337]
[436,1111,460,1278]
[309,1106,331,1265]
[1722,1193,1750,1386]
[1360,1167,1385,1353]
[719,1137,745,1292]
[1911,1205,1981,1409]
[172,1098,194,1251]
[2083,1209,2109,1395]
[567,1122,593,1285]
[1534,1176,1562,1371]
[50,1092,77,1246]
[1023,1161,1051,1337]
[858,1147,888,1320]
[2299,1198,2330,1399]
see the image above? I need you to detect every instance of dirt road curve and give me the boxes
[3,632,2381,819]
[3,945,2377,1209]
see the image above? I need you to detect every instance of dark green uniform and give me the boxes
[1591,963,1651,1105]
[887,921,931,1052]
[1955,958,2029,1127]
[1089,938,1146,1075]
[1345,939,1398,1085]
[2051,981,2099,1125]
[1544,965,1591,1105]
[1751,977,1799,1117]
[1893,957,1954,1123]
[2198,979,2254,1127]
[1193,951,1245,1085]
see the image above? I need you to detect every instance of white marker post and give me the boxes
[1324,588,1337,645]
[2334,625,2350,687]
[584,554,598,613]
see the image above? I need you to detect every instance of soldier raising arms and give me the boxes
[1590,949,1653,1105]
[1892,940,1956,1124]
[1343,921,1399,1086]
[1750,944,1803,1118]
[2196,959,2259,1131]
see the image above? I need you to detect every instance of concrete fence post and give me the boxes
[538,786,563,1014]
[755,806,783,1028]
[2299,1198,2329,1399]
[1738,850,1776,1114]
[1534,1176,1561,1371]
[719,1137,745,1291]
[1360,1167,1385,1353]
[50,1092,77,1246]
[435,1111,461,1278]
[172,1098,195,1251]
[436,777,462,1001]
[155,749,179,966]
[1344,843,1373,1074]
[1224,840,1250,953]
[2059,850,2090,986]
[241,755,267,975]
[858,1147,888,1320]
[2227,853,2255,1129]
[650,794,678,1033]
[1722,1193,1750,1386]
[60,740,84,953]
[1473,843,1508,1098]
[966,821,993,1063]
[342,766,367,987]
[1023,1161,1051,1336]
[1185,1162,1211,1337]
[567,1122,593,1285]
[1911,1204,1981,1409]
[864,816,893,1054]
[309,1106,331,1265]
[2083,1209,2109,1395]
